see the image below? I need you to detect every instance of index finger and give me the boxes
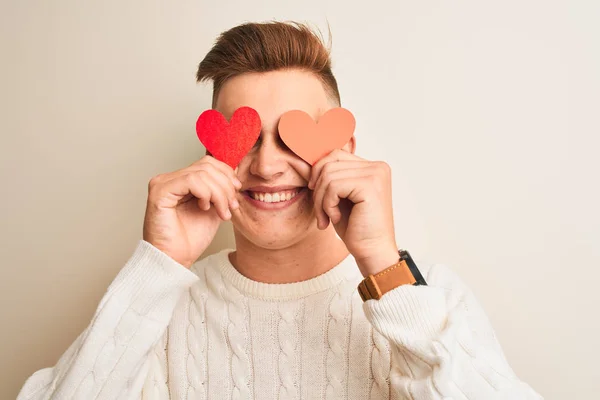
[308,149,359,190]
[191,155,242,188]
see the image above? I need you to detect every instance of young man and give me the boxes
[18,22,542,399]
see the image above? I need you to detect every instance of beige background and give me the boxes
[2,1,599,399]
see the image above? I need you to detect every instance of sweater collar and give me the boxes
[215,249,361,301]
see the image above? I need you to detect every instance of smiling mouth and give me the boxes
[245,188,305,204]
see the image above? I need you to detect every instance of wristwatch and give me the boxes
[357,249,427,301]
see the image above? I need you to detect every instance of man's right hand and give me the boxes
[142,156,242,268]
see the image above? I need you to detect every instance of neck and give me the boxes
[230,225,350,284]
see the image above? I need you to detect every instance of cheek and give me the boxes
[235,156,253,180]
[289,159,311,182]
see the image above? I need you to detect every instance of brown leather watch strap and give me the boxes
[357,259,416,301]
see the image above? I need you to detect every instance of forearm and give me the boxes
[362,264,543,400]
[18,240,198,400]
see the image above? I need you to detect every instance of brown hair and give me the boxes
[196,21,341,107]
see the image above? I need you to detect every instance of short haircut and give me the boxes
[196,21,341,107]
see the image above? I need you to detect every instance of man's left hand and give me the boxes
[308,149,400,276]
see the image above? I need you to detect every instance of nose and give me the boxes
[249,135,287,180]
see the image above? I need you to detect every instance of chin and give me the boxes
[232,218,315,250]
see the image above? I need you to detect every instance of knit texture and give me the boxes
[18,240,543,400]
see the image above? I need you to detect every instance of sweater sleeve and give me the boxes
[362,262,543,400]
[17,240,199,400]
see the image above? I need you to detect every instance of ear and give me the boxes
[342,135,356,154]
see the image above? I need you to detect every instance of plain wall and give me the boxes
[2,1,599,399]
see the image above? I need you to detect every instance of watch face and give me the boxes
[400,250,427,286]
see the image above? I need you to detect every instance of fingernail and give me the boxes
[234,179,242,189]
[225,209,232,219]
[232,199,240,209]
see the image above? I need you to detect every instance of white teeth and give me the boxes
[250,189,300,203]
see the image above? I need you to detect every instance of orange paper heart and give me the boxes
[278,108,356,165]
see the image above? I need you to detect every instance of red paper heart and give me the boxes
[278,108,355,165]
[196,107,261,168]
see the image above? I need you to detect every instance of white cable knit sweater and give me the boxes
[18,240,542,399]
